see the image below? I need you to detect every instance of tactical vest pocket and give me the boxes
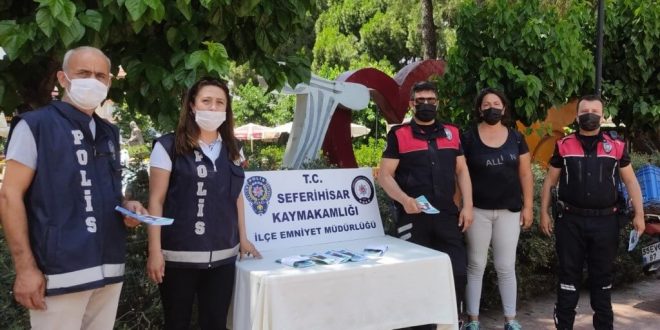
[229,163,246,199]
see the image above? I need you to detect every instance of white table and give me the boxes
[232,235,458,330]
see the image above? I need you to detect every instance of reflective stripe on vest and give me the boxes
[46,263,125,290]
[162,244,240,264]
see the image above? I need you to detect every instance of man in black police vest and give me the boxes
[540,95,645,329]
[0,46,146,329]
[378,81,473,329]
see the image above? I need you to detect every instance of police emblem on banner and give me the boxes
[244,176,272,215]
[351,175,375,205]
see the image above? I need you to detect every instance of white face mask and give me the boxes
[64,73,109,110]
[195,110,226,131]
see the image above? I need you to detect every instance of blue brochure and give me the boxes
[416,195,440,214]
[628,229,640,252]
[114,206,174,226]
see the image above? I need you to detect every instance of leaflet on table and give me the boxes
[416,195,439,214]
[331,249,367,262]
[114,206,174,226]
[310,252,349,265]
[276,248,373,267]
[363,244,388,256]
[276,256,316,268]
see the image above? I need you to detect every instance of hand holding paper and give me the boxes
[416,195,440,214]
[628,229,641,252]
[115,206,174,226]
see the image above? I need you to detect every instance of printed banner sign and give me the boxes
[242,168,384,251]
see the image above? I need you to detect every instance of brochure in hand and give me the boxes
[628,229,641,252]
[114,206,174,226]
[416,195,440,214]
[276,256,316,268]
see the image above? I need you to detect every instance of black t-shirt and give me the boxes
[461,126,529,211]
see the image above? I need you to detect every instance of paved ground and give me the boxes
[478,275,660,329]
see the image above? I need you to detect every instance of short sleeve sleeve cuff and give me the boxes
[149,141,172,171]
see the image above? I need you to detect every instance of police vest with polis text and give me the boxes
[11,101,124,296]
[157,134,245,269]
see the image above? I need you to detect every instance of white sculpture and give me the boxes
[281,74,369,168]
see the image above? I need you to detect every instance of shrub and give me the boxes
[354,138,385,167]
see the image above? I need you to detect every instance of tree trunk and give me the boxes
[421,0,437,59]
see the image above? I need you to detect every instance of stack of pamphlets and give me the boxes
[276,248,373,268]
[310,252,349,265]
[276,256,316,268]
[327,249,367,262]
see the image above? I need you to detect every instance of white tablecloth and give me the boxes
[232,235,457,330]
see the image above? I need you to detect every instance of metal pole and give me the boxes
[595,0,605,95]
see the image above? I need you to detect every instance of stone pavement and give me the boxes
[478,275,660,329]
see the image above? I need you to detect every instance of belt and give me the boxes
[560,201,618,217]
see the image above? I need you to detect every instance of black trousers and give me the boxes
[396,213,467,330]
[554,213,620,330]
[159,262,236,330]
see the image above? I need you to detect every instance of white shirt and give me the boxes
[6,119,96,170]
[150,136,244,172]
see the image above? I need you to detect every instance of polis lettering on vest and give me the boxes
[194,150,206,235]
[72,129,96,233]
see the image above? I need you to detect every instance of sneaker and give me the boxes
[462,320,480,330]
[504,320,522,330]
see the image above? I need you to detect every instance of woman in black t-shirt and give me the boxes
[461,88,533,330]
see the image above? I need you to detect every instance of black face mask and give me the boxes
[481,107,503,125]
[578,113,601,131]
[414,103,437,122]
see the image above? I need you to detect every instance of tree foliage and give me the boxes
[313,0,417,71]
[232,82,294,127]
[0,0,316,125]
[434,0,659,137]
[601,0,660,135]
[435,0,593,127]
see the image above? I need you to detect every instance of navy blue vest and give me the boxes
[156,134,244,268]
[9,101,125,296]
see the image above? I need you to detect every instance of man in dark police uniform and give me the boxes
[540,95,645,330]
[0,46,146,329]
[378,81,473,329]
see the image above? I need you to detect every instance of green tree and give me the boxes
[233,82,294,126]
[0,0,316,124]
[313,0,418,71]
[601,0,660,142]
[436,0,594,128]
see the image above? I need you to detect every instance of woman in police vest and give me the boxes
[461,88,533,330]
[146,77,261,329]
